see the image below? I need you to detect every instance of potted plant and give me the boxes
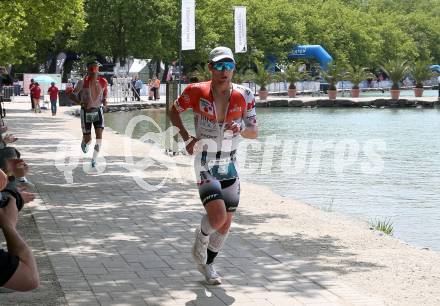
[410,61,434,97]
[346,65,373,98]
[192,64,211,82]
[232,67,251,85]
[321,62,346,100]
[248,61,277,101]
[282,62,307,98]
[380,59,409,100]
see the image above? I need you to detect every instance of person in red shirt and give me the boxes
[47,82,59,116]
[31,83,41,113]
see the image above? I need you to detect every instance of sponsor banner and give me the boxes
[234,6,247,53]
[181,0,196,50]
[55,52,67,74]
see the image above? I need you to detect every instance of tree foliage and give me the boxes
[0,0,85,65]
[2,0,440,73]
[81,0,179,65]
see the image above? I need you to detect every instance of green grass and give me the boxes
[370,218,394,235]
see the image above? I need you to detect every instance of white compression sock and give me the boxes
[92,139,102,161]
[200,215,216,236]
[208,230,229,253]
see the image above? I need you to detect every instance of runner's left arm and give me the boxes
[68,80,83,106]
[240,90,258,139]
[102,79,108,108]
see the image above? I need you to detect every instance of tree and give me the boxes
[81,0,179,65]
[0,0,85,65]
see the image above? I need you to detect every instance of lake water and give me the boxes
[106,107,440,251]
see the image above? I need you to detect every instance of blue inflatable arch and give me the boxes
[430,65,440,73]
[288,45,333,70]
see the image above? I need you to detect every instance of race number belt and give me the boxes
[85,108,100,123]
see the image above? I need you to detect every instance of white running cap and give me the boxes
[209,47,235,63]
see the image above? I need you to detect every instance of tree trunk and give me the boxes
[162,62,169,83]
[156,60,161,78]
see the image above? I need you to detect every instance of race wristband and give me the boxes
[240,121,246,132]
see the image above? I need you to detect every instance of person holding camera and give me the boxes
[0,145,35,195]
[0,168,39,291]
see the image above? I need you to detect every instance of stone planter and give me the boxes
[414,87,424,97]
[288,88,297,98]
[328,90,337,100]
[259,90,269,101]
[390,89,400,100]
[350,88,360,98]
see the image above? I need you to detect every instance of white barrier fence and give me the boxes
[106,76,439,103]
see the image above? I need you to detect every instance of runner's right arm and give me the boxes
[169,105,190,142]
[169,104,199,155]
[68,80,83,106]
[169,85,198,154]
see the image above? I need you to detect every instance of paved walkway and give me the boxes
[3,101,385,305]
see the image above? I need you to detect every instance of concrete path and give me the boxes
[3,101,385,305]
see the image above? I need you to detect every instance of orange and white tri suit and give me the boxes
[175,81,257,210]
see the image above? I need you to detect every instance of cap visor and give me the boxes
[211,55,235,63]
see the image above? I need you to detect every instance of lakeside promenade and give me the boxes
[0,100,407,306]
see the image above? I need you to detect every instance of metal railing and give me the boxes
[1,86,20,101]
[107,78,174,104]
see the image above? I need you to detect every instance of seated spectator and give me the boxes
[0,168,39,291]
[0,147,35,194]
[0,109,38,292]
[0,126,33,189]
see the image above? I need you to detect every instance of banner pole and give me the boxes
[179,49,182,95]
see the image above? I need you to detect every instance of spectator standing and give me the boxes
[131,76,137,101]
[153,77,161,100]
[134,77,143,101]
[31,83,41,113]
[28,79,35,110]
[47,82,59,116]
[438,75,440,100]
[148,79,154,100]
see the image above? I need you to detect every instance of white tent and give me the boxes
[129,59,150,74]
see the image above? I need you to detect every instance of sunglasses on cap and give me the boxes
[212,61,235,71]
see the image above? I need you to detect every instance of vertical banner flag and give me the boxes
[234,6,247,53]
[181,0,195,50]
[55,52,67,74]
